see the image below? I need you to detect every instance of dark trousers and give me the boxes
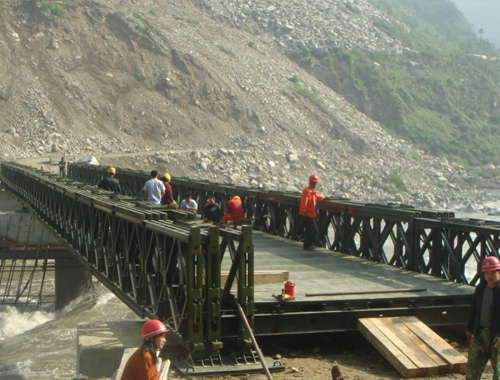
[303,216,318,249]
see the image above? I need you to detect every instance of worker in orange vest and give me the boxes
[121,320,168,380]
[223,195,245,227]
[299,174,328,250]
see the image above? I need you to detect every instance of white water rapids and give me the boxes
[0,210,498,380]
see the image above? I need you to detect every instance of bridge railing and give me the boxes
[1,162,255,355]
[68,163,500,286]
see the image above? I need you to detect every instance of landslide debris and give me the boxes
[1,0,496,209]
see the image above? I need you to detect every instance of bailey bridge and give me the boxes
[0,161,495,376]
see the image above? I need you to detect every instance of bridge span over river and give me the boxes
[0,161,495,375]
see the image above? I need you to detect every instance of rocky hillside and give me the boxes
[1,0,497,210]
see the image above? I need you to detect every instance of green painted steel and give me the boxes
[0,162,257,363]
[237,226,254,350]
[186,226,205,353]
[206,226,222,352]
[68,162,500,287]
[0,161,481,373]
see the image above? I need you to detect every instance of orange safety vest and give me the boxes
[299,186,325,218]
[121,346,159,380]
[223,198,245,224]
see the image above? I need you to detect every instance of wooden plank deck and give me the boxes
[226,231,474,303]
[357,316,467,378]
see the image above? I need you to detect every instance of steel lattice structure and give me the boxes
[69,163,500,286]
[0,162,255,357]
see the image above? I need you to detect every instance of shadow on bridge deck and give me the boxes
[245,232,474,301]
[221,231,474,335]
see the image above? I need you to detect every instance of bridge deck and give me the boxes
[221,231,474,335]
[244,232,473,301]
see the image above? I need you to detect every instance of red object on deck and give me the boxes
[284,280,295,299]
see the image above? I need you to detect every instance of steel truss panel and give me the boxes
[0,162,257,361]
[68,162,500,287]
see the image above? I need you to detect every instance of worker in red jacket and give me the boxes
[160,173,176,207]
[299,174,328,250]
[121,320,168,380]
[223,195,245,227]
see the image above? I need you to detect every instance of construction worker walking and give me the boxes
[160,173,176,207]
[299,174,328,250]
[466,255,500,380]
[98,167,122,194]
[142,170,165,205]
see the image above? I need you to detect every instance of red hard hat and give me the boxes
[482,256,500,272]
[142,320,168,340]
[308,174,320,183]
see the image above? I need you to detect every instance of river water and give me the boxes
[1,210,499,380]
[0,282,139,380]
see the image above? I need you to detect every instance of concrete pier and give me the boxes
[55,257,92,310]
[77,321,143,379]
[0,186,91,309]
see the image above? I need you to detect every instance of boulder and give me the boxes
[76,156,100,165]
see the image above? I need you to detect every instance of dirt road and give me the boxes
[166,331,475,380]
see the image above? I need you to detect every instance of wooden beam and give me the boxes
[358,316,467,378]
[221,270,289,285]
[358,318,420,378]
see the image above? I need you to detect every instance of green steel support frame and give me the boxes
[69,163,500,286]
[0,162,256,361]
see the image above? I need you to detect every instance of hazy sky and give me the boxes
[451,0,500,48]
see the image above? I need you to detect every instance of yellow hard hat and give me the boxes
[163,173,171,182]
[233,196,241,201]
[108,167,116,174]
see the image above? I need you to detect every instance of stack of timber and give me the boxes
[357,316,467,378]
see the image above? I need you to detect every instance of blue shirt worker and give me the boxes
[142,170,165,205]
[180,194,198,212]
[466,255,500,380]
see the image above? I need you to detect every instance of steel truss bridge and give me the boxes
[69,162,498,286]
[2,161,499,373]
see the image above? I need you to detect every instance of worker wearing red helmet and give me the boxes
[121,320,168,380]
[466,256,500,380]
[299,174,328,250]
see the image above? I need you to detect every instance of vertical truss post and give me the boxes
[455,232,465,283]
[408,220,419,272]
[373,218,381,262]
[431,227,443,277]
[361,217,370,259]
[205,226,222,353]
[187,227,205,353]
[237,225,254,350]
[341,212,351,254]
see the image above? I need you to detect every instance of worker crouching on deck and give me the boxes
[299,174,328,250]
[466,256,500,380]
[223,196,245,227]
[203,193,221,223]
[121,320,168,380]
